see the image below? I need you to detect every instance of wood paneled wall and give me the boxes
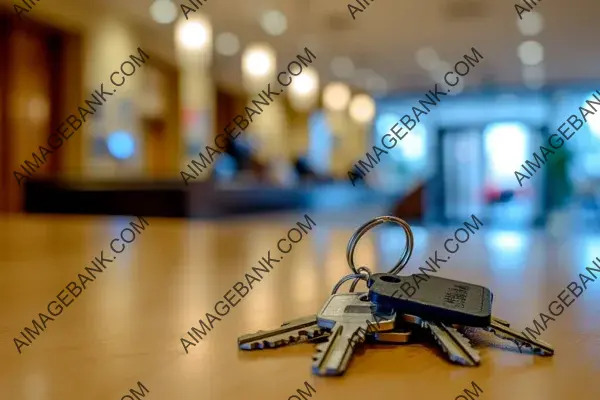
[0,12,76,213]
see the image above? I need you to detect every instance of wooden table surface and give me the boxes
[1,212,599,400]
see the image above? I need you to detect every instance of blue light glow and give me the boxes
[584,93,600,137]
[376,113,400,137]
[107,131,136,160]
[484,122,528,185]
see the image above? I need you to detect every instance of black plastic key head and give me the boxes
[368,273,493,327]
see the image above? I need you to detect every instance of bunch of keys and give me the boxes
[237,216,555,376]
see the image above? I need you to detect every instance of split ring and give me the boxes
[346,215,414,276]
[349,266,373,293]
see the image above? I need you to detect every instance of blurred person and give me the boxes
[268,156,297,187]
[293,155,335,183]
[211,135,269,182]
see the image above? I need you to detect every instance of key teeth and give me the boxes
[485,326,554,356]
[242,327,327,350]
[422,321,453,357]
[422,321,480,366]
[313,340,328,353]
[447,326,476,347]
[311,340,330,364]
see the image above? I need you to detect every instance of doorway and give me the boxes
[435,122,544,227]
[0,15,71,213]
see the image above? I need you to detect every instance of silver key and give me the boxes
[482,317,554,356]
[238,314,327,350]
[421,318,481,366]
[312,293,396,376]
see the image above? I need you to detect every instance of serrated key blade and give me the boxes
[424,320,481,366]
[312,293,395,376]
[312,324,360,376]
[238,314,326,350]
[485,320,554,356]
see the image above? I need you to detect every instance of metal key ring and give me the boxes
[331,273,365,295]
[346,215,414,276]
[349,266,372,293]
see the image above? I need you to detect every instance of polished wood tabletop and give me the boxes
[1,212,599,400]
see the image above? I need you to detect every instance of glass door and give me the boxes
[483,122,544,226]
[440,128,485,223]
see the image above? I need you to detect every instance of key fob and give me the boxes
[368,273,493,327]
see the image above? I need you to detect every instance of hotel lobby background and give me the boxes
[1,0,600,399]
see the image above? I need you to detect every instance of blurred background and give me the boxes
[0,0,599,230]
[4,2,600,398]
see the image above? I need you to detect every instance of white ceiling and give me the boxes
[102,0,600,95]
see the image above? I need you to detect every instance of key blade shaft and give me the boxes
[238,314,325,350]
[487,320,554,355]
[312,325,344,376]
[312,324,363,376]
[313,293,396,376]
[440,323,481,365]
[426,321,481,366]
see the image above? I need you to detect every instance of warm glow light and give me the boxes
[290,68,318,96]
[176,19,209,50]
[242,44,275,77]
[518,41,544,66]
[150,0,177,24]
[349,94,376,124]
[322,82,351,112]
[289,68,319,111]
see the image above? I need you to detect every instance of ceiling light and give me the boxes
[290,68,318,97]
[242,44,275,78]
[330,57,354,79]
[322,82,351,112]
[349,94,376,124]
[215,32,240,56]
[517,11,544,36]
[260,10,288,36]
[176,19,209,50]
[149,0,177,25]
[518,41,544,66]
[415,47,440,71]
[289,68,319,111]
